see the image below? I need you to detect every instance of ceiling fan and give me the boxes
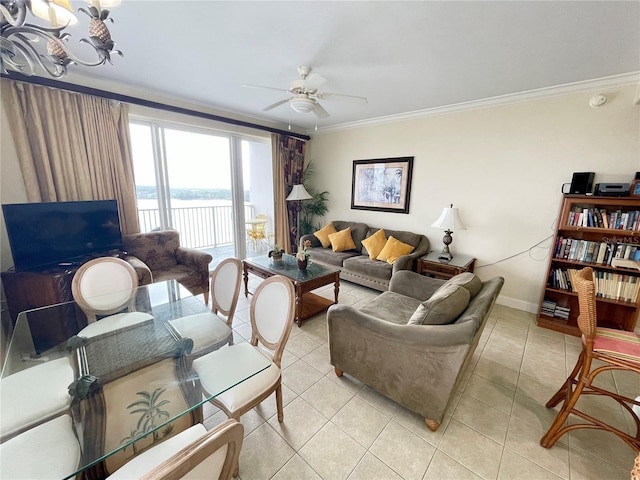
[244,65,368,118]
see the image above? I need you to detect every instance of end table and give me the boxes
[416,251,476,280]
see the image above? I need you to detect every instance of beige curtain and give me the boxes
[2,79,140,234]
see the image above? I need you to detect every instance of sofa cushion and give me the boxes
[442,272,482,298]
[309,247,360,267]
[342,255,393,282]
[361,229,387,260]
[377,236,415,264]
[359,291,422,325]
[329,227,357,252]
[314,223,338,248]
[408,284,471,325]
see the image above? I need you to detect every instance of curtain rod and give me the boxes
[1,72,311,141]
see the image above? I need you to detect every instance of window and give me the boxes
[129,119,273,263]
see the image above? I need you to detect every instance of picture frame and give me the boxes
[351,157,413,214]
[631,180,640,197]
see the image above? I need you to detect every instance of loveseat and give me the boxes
[327,270,504,431]
[299,221,429,291]
[122,230,212,304]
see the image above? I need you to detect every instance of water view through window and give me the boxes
[129,121,273,260]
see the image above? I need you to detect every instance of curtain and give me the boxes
[271,133,306,253]
[2,79,140,234]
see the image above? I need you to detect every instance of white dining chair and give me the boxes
[0,414,81,479]
[72,257,153,338]
[0,357,75,442]
[192,275,295,423]
[168,258,242,358]
[106,419,243,480]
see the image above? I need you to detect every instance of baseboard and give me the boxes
[496,295,538,314]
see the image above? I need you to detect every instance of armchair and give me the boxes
[123,230,212,304]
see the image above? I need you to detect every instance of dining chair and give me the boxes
[0,357,75,442]
[106,419,243,480]
[0,414,81,479]
[168,258,242,358]
[192,275,295,423]
[72,257,153,338]
[540,267,640,452]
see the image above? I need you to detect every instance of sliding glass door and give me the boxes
[129,120,273,265]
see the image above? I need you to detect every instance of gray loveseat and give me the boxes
[300,221,429,291]
[327,270,504,431]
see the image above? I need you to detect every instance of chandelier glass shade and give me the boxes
[289,95,315,113]
[0,0,122,78]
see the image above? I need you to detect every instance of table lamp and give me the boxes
[286,184,312,251]
[431,204,466,262]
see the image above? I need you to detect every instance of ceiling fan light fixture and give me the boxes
[290,96,315,113]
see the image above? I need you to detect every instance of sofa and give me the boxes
[327,270,504,431]
[299,221,429,291]
[122,230,213,304]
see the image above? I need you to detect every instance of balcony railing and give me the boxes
[138,205,256,249]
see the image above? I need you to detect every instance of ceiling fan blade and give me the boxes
[263,98,290,112]
[313,102,330,119]
[318,92,368,103]
[302,72,326,90]
[243,84,291,94]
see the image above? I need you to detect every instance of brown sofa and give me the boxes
[327,270,504,430]
[122,230,212,303]
[299,221,429,291]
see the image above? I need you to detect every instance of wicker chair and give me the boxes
[123,230,212,305]
[540,267,640,452]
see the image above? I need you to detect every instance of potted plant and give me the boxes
[268,245,285,262]
[296,240,312,270]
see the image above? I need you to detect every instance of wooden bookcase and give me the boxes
[537,194,640,336]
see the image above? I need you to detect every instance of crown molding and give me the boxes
[312,72,640,135]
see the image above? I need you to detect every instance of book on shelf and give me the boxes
[611,258,640,271]
[548,267,640,302]
[567,206,640,230]
[553,239,639,267]
[541,299,570,319]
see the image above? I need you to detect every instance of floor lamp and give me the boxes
[286,184,312,252]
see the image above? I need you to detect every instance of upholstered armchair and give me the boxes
[122,230,212,304]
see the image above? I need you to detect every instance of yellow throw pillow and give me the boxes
[377,236,415,265]
[328,227,356,252]
[313,223,337,248]
[361,229,387,260]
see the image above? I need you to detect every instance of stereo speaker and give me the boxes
[569,172,595,194]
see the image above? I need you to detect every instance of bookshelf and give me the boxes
[537,194,640,336]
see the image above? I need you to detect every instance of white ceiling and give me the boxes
[60,1,639,132]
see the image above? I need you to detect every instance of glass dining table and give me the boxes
[0,280,268,479]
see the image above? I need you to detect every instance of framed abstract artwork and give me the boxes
[351,157,414,214]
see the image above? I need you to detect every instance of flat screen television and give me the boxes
[2,200,124,272]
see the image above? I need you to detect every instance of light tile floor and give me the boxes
[203,278,639,480]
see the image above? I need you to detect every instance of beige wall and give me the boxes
[308,85,640,312]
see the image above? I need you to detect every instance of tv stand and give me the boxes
[1,265,88,354]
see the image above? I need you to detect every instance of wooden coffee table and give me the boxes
[242,255,340,326]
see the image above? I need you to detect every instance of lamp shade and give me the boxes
[431,204,467,231]
[31,0,78,26]
[286,184,313,201]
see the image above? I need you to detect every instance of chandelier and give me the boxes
[0,0,122,78]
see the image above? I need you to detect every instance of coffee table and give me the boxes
[243,254,340,326]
